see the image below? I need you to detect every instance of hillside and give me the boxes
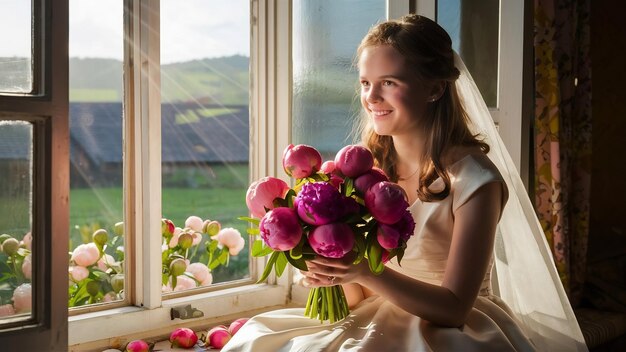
[67,55,250,104]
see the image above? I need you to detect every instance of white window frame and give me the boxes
[414,0,528,185]
[68,0,293,347]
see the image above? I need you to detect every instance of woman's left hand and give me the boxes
[301,253,371,287]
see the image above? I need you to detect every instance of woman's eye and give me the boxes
[360,81,370,87]
[382,80,394,86]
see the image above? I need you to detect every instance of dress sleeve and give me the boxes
[452,155,509,217]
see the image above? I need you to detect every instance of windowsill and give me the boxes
[69,284,288,350]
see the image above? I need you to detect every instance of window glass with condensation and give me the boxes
[292,0,386,160]
[0,1,32,93]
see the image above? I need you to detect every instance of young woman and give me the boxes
[223,15,585,351]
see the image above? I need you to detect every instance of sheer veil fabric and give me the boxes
[454,53,587,351]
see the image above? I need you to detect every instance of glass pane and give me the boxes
[160,0,251,294]
[68,0,124,308]
[292,0,386,159]
[0,1,32,93]
[0,121,33,323]
[437,0,499,108]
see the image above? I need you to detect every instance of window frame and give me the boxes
[0,0,69,350]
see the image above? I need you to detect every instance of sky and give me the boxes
[0,0,250,64]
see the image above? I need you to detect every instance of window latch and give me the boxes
[170,304,204,320]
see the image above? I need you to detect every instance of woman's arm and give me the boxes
[303,182,503,327]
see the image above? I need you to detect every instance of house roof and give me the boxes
[0,121,32,160]
[69,102,249,165]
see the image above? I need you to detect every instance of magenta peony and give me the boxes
[320,160,336,174]
[169,327,198,349]
[334,145,374,178]
[365,181,409,224]
[308,223,355,258]
[354,167,389,195]
[246,176,290,219]
[259,208,303,251]
[377,211,415,250]
[295,182,354,225]
[282,144,323,179]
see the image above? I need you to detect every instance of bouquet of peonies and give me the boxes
[241,144,415,323]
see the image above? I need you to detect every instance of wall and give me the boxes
[590,0,626,235]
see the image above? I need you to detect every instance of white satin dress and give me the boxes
[223,154,536,351]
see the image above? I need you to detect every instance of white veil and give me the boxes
[454,53,587,351]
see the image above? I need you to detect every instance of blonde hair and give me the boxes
[354,14,489,202]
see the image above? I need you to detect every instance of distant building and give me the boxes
[69,102,249,187]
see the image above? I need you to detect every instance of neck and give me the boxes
[392,133,425,178]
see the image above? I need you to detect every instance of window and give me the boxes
[68,1,289,346]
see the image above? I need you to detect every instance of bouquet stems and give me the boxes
[304,285,350,324]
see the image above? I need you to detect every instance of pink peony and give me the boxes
[102,291,117,302]
[185,215,204,232]
[125,340,149,352]
[295,182,355,225]
[69,265,89,282]
[282,144,323,179]
[308,223,355,259]
[97,254,117,271]
[201,274,213,286]
[259,208,303,251]
[228,318,249,335]
[0,304,16,317]
[173,275,197,291]
[246,176,290,219]
[213,228,245,255]
[206,326,232,349]
[22,231,32,251]
[186,262,210,283]
[71,243,100,267]
[354,167,389,195]
[365,181,409,224]
[169,327,198,349]
[320,160,336,174]
[12,283,31,313]
[334,145,374,178]
[22,254,32,280]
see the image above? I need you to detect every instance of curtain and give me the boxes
[533,0,592,306]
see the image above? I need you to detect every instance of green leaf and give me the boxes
[257,251,280,283]
[252,239,274,257]
[247,227,260,235]
[275,252,288,277]
[285,251,308,271]
[238,216,260,226]
[343,177,355,197]
[285,189,297,208]
[367,240,385,274]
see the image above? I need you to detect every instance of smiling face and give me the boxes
[358,45,434,137]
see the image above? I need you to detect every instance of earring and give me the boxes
[428,97,436,102]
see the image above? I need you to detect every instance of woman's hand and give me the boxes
[300,253,371,288]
